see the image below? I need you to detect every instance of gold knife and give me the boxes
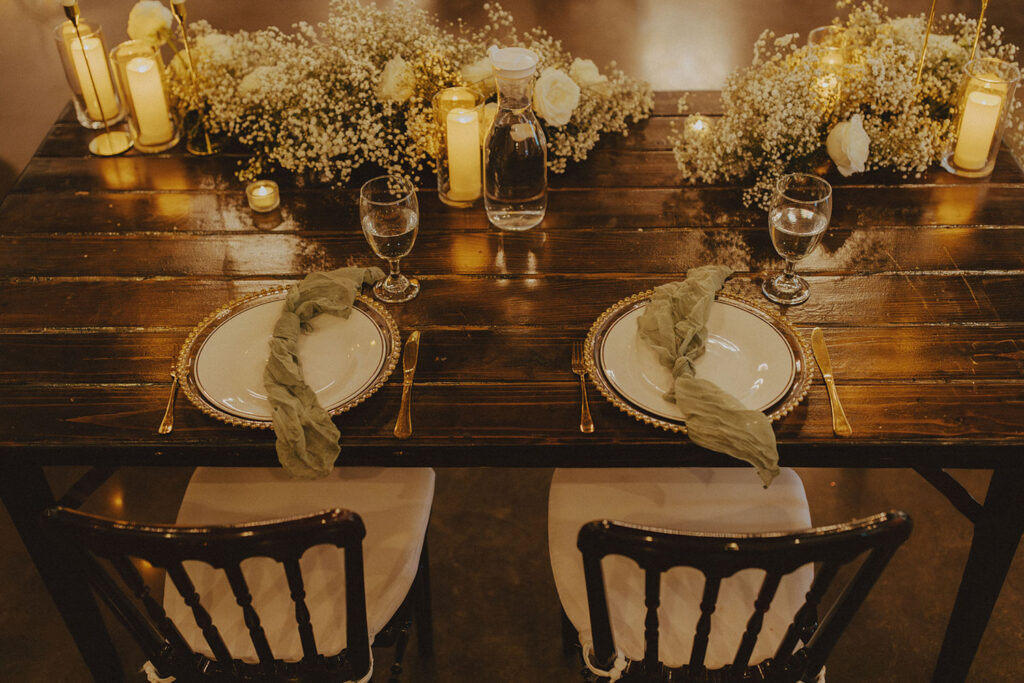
[393,331,420,439]
[811,327,852,437]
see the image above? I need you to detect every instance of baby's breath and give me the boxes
[671,1,1020,208]
[167,0,653,185]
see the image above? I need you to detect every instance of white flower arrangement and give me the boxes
[164,0,653,184]
[671,1,1021,208]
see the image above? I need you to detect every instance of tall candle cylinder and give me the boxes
[54,21,123,128]
[432,86,485,207]
[126,57,174,144]
[111,41,179,152]
[942,57,1020,178]
[952,90,1002,170]
[70,34,118,121]
[446,108,482,201]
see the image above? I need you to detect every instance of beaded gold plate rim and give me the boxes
[583,290,813,434]
[175,287,402,430]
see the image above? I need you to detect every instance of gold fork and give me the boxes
[571,342,595,433]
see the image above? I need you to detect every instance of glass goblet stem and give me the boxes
[384,259,405,291]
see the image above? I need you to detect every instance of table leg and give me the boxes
[0,461,124,682]
[931,467,1024,683]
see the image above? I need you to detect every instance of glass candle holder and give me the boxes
[111,41,180,153]
[807,26,845,67]
[246,180,280,212]
[432,86,485,208]
[53,20,124,129]
[942,57,1021,178]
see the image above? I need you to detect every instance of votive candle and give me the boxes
[246,180,280,212]
[446,107,482,201]
[953,89,1004,171]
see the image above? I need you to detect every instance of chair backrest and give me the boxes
[42,506,372,682]
[577,510,912,683]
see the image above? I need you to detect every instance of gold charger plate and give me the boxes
[176,287,401,429]
[584,291,812,433]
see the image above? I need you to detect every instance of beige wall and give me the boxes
[2,0,1020,194]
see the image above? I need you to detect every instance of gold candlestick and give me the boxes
[914,0,938,90]
[969,0,991,62]
[62,0,132,156]
[170,0,222,155]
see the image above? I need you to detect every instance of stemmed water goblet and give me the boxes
[359,174,421,303]
[762,172,832,305]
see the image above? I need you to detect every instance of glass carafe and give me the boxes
[484,47,547,231]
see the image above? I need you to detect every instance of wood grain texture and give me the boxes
[1,94,1023,467]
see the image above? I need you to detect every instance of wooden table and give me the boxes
[1,93,1022,682]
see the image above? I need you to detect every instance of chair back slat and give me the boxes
[642,569,662,671]
[774,561,841,660]
[41,507,374,682]
[688,575,722,669]
[575,511,912,682]
[166,561,233,663]
[343,542,371,676]
[283,557,319,660]
[579,535,617,671]
[731,571,782,671]
[224,563,276,666]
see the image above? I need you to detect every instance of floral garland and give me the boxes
[131,0,652,186]
[672,1,1021,208]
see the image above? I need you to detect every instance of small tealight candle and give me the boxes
[246,180,280,212]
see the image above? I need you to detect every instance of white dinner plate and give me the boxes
[585,292,811,432]
[177,289,400,428]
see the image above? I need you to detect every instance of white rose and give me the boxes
[826,113,870,176]
[127,1,173,46]
[194,33,235,63]
[569,58,611,96]
[533,67,580,127]
[460,57,495,95]
[378,55,414,102]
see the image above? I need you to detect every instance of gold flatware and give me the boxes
[394,331,421,439]
[158,372,179,435]
[811,327,852,437]
[571,342,595,434]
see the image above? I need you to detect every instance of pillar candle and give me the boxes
[125,56,174,145]
[446,107,481,201]
[68,31,118,121]
[953,90,1004,171]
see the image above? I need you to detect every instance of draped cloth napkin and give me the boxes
[636,265,780,486]
[263,266,384,479]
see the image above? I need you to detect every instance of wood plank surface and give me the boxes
[1,326,1021,385]
[1,226,1023,277]
[1,94,1023,468]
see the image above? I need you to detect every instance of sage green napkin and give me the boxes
[636,265,780,486]
[264,266,384,479]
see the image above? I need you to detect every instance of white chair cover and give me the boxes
[549,467,814,672]
[162,467,434,666]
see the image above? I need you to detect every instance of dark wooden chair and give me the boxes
[43,503,432,683]
[567,510,911,682]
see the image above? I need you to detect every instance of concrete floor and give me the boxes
[1,1,1023,681]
